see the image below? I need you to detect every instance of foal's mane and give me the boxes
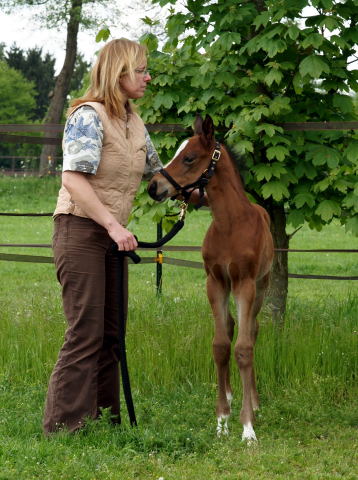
[219,140,248,188]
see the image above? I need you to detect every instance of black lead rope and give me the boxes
[111,204,187,426]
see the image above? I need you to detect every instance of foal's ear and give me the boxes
[201,115,215,145]
[194,114,203,135]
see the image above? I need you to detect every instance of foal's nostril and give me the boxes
[148,181,158,199]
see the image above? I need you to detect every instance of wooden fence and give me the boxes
[1,121,357,287]
[0,213,357,286]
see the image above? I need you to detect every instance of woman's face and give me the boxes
[120,64,151,100]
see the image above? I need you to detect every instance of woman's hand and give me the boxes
[107,223,138,251]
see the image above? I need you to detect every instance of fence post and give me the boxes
[156,220,163,294]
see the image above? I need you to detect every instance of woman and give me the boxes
[43,38,163,434]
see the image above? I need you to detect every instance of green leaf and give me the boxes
[262,39,287,58]
[253,163,287,181]
[299,55,330,78]
[140,32,159,52]
[153,92,174,109]
[96,28,110,43]
[332,94,354,114]
[301,33,324,49]
[294,163,317,180]
[252,106,270,121]
[313,177,331,193]
[343,192,358,212]
[343,141,358,162]
[292,73,304,94]
[315,200,341,221]
[264,69,283,87]
[330,35,349,50]
[287,210,305,228]
[214,71,236,87]
[345,216,358,236]
[234,140,254,154]
[286,25,300,41]
[266,146,290,161]
[167,14,187,39]
[307,145,341,168]
[255,124,283,137]
[253,164,273,181]
[269,96,291,115]
[320,15,340,32]
[253,11,270,30]
[271,163,288,178]
[294,193,316,208]
[262,181,289,201]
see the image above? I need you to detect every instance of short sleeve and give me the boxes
[62,105,103,174]
[142,128,163,181]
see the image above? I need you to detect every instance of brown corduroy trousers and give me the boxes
[43,214,128,434]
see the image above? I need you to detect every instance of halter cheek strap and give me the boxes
[159,142,221,204]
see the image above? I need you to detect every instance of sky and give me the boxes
[0,1,162,74]
[0,4,356,75]
[0,11,99,73]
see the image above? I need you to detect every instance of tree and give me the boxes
[0,60,37,165]
[134,0,358,319]
[4,44,56,120]
[0,61,36,123]
[69,53,91,95]
[0,0,114,174]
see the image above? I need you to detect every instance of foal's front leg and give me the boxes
[233,278,258,442]
[207,274,231,436]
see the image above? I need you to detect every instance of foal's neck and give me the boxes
[206,146,252,222]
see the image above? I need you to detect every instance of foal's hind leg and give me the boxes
[225,312,235,409]
[250,273,270,412]
[207,274,231,436]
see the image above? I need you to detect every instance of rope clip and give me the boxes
[179,202,188,221]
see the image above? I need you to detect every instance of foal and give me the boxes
[148,115,274,442]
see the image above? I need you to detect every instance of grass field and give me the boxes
[0,176,357,480]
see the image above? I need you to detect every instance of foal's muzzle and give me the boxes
[147,179,169,202]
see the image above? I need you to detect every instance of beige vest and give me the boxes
[54,102,146,226]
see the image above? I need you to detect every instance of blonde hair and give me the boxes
[68,38,148,118]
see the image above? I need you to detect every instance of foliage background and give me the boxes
[133,0,358,236]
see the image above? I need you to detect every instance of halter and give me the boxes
[159,141,221,203]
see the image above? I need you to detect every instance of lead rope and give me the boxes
[112,202,188,426]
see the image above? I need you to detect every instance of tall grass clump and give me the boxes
[0,175,60,212]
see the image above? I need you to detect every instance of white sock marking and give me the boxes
[217,415,229,436]
[242,422,257,443]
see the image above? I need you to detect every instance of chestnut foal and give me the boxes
[148,115,274,442]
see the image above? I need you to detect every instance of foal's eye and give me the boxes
[183,156,195,165]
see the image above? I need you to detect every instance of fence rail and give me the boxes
[0,242,357,281]
[1,121,358,146]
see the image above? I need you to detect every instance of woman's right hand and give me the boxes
[108,223,138,251]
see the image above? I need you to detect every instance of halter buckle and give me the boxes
[212,149,221,161]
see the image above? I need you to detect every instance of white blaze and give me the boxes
[165,139,189,167]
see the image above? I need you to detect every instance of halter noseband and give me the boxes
[159,141,221,203]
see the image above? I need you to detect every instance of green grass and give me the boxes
[0,176,357,479]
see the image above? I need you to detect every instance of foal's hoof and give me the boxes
[216,415,229,436]
[242,423,257,444]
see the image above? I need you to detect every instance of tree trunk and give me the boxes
[39,0,82,175]
[266,204,289,324]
